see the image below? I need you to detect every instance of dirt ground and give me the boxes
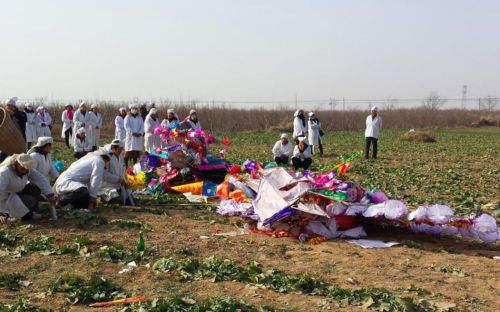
[1,205,499,311]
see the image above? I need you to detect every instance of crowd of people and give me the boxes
[0,96,382,223]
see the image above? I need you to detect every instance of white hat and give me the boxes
[110,139,124,147]
[79,102,87,108]
[149,108,158,115]
[65,103,73,108]
[4,97,18,107]
[167,108,174,114]
[119,107,126,113]
[77,127,86,135]
[280,133,288,139]
[91,104,97,109]
[24,102,33,109]
[14,154,37,170]
[35,136,53,147]
[36,106,45,112]
[297,136,307,142]
[294,109,303,117]
[308,112,315,117]
[371,106,378,111]
[129,103,139,109]
[189,109,197,115]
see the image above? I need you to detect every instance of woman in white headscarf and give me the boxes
[28,136,59,182]
[144,108,161,152]
[307,112,323,156]
[35,106,52,137]
[124,104,144,166]
[89,104,102,150]
[183,109,202,130]
[161,109,180,129]
[114,107,127,141]
[73,102,93,146]
[293,109,307,139]
[61,104,74,148]
[24,103,38,149]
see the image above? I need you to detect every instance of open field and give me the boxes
[1,127,499,311]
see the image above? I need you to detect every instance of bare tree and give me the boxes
[483,96,498,112]
[422,92,446,110]
[384,97,399,111]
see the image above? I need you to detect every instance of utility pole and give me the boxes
[461,85,467,110]
[295,93,298,110]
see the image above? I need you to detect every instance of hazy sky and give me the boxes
[1,0,499,103]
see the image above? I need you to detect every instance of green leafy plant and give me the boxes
[49,273,123,304]
[0,298,53,312]
[0,273,24,291]
[0,231,21,247]
[96,245,135,263]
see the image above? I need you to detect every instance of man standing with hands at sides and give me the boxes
[124,104,144,167]
[365,106,382,159]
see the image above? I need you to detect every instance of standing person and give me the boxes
[61,104,74,148]
[307,112,323,156]
[73,102,93,147]
[1,97,27,162]
[28,137,59,182]
[35,106,52,137]
[144,108,161,152]
[0,153,56,221]
[24,103,38,150]
[291,136,313,170]
[184,109,202,130]
[365,106,382,159]
[54,149,110,211]
[140,103,149,120]
[89,104,102,150]
[73,127,92,159]
[161,109,180,129]
[114,107,127,141]
[272,133,292,165]
[293,109,307,139]
[124,104,144,166]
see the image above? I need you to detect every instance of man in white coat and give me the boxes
[114,107,127,141]
[364,106,382,159]
[99,139,131,203]
[61,104,74,148]
[307,112,323,156]
[272,133,292,165]
[293,109,307,139]
[124,104,144,166]
[144,108,161,152]
[54,149,110,211]
[0,154,56,223]
[36,106,52,137]
[24,103,38,150]
[89,104,102,150]
[28,137,59,183]
[73,102,93,147]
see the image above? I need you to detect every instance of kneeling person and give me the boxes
[28,136,59,182]
[54,149,110,211]
[100,139,129,203]
[272,133,292,165]
[0,154,56,222]
[291,136,312,170]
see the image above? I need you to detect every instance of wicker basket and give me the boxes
[0,107,26,154]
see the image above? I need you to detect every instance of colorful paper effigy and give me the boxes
[210,153,499,244]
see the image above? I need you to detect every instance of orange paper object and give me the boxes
[171,181,204,195]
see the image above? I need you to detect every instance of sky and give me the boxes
[1,0,499,106]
